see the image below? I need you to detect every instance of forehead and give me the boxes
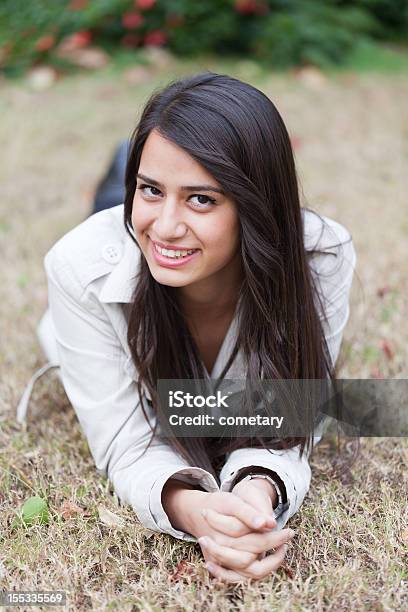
[140,130,219,185]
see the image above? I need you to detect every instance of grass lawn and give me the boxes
[0,51,407,610]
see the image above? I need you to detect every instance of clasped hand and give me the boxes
[189,479,295,583]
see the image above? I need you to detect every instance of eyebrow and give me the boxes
[136,173,226,195]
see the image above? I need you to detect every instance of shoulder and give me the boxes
[302,209,357,308]
[302,207,353,252]
[43,204,132,290]
[302,208,357,278]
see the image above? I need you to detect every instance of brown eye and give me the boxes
[189,194,216,209]
[137,184,216,209]
[138,184,161,197]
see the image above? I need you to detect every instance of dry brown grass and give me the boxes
[1,56,407,610]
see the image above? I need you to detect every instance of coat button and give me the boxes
[102,243,122,264]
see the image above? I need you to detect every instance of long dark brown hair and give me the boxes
[122,71,347,483]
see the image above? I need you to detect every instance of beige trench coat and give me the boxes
[16,204,357,541]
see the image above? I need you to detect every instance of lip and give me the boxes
[151,238,199,251]
[150,239,200,268]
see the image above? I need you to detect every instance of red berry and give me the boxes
[35,35,55,52]
[122,12,144,29]
[234,0,258,15]
[69,0,88,10]
[68,31,92,49]
[135,0,156,10]
[144,29,167,46]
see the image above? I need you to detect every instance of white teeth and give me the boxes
[154,244,196,258]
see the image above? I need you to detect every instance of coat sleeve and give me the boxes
[219,229,357,529]
[44,246,219,542]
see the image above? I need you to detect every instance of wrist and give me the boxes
[231,467,287,516]
[249,476,278,507]
[162,479,207,534]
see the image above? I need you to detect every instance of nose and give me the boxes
[152,197,188,239]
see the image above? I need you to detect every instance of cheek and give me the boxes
[205,217,240,258]
[131,198,151,233]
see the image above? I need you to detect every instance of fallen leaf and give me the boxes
[377,286,391,298]
[12,496,49,528]
[97,505,126,528]
[169,560,196,582]
[281,562,294,579]
[381,339,394,360]
[59,500,87,520]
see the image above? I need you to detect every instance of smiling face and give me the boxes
[131,129,243,314]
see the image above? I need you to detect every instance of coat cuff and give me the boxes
[219,447,311,530]
[149,467,219,542]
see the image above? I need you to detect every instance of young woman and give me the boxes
[17,71,357,583]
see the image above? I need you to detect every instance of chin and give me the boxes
[150,273,192,288]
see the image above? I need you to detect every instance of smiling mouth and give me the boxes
[150,239,200,267]
[153,244,198,259]
[149,237,200,258]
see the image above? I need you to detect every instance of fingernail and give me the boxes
[205,561,215,572]
[288,529,295,539]
[198,536,209,546]
[201,509,207,518]
[252,515,266,528]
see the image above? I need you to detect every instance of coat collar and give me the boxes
[99,230,141,304]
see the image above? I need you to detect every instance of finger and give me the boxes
[220,527,295,555]
[202,507,276,538]
[238,543,288,580]
[205,560,250,584]
[199,536,258,571]
[201,508,253,538]
[218,495,276,531]
[201,547,219,567]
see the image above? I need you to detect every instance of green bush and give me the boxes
[352,0,408,40]
[0,0,406,76]
[253,2,381,68]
